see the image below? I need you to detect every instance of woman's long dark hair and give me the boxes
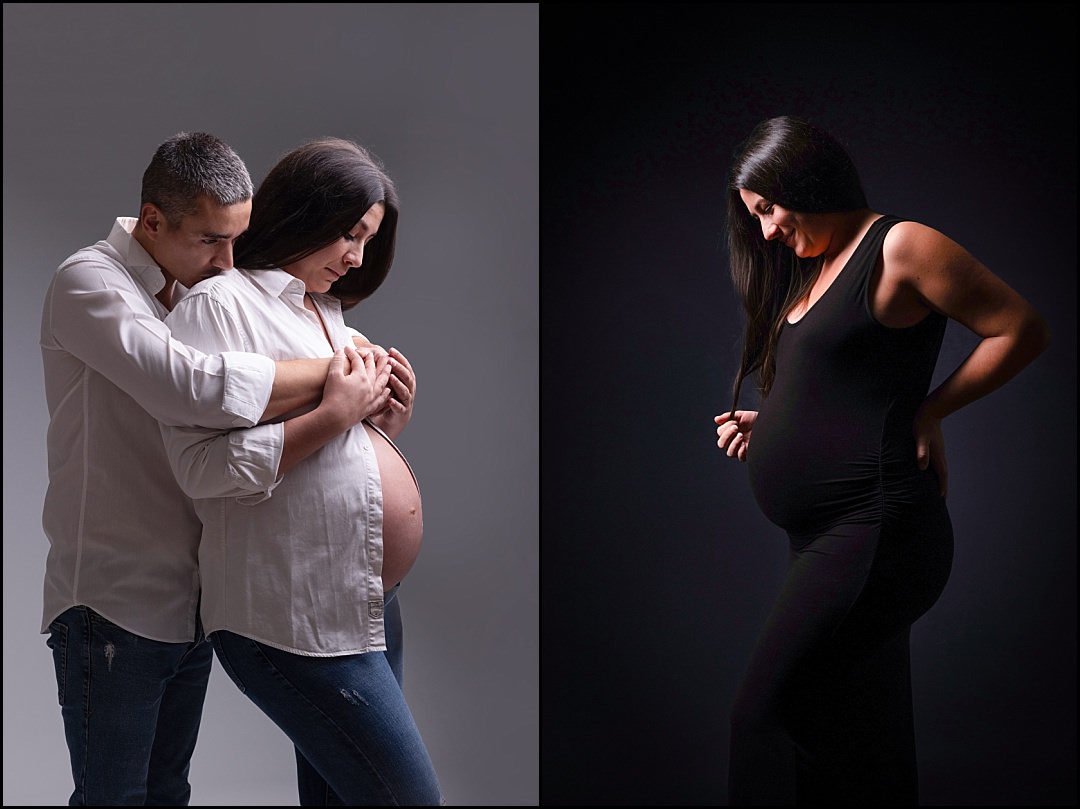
[726,116,868,414]
[233,137,399,310]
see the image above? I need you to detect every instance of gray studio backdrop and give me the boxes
[3,4,538,806]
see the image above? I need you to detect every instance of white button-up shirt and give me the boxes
[40,218,276,642]
[160,268,388,657]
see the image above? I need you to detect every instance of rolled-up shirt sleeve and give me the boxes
[160,420,284,503]
[220,351,276,425]
[159,284,286,502]
[45,259,274,428]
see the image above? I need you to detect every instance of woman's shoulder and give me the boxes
[174,268,267,318]
[882,219,973,270]
[880,218,990,301]
[183,267,264,299]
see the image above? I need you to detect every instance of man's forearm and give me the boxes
[263,357,331,421]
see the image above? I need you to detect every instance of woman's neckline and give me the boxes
[784,212,886,327]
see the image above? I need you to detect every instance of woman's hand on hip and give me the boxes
[913,411,948,498]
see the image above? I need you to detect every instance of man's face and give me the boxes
[149,194,251,288]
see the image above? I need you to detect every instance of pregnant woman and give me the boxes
[160,137,442,805]
[714,116,1049,805]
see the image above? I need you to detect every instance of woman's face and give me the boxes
[281,202,385,294]
[738,189,825,259]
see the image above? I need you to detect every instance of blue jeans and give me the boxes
[294,584,406,805]
[211,586,442,806]
[46,605,213,806]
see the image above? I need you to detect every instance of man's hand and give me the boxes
[322,345,392,430]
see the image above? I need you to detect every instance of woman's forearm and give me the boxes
[920,313,1050,421]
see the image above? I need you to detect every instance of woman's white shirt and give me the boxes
[160,268,387,656]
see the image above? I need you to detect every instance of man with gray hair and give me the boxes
[39,132,355,805]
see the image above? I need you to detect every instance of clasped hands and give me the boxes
[343,334,416,439]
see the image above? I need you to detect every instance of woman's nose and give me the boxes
[343,244,364,269]
[762,221,780,241]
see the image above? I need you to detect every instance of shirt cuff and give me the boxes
[227,422,285,505]
[220,352,275,427]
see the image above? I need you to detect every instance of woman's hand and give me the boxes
[913,410,948,498]
[275,347,391,477]
[367,347,416,440]
[321,345,392,430]
[352,333,389,362]
[351,333,416,439]
[715,410,757,462]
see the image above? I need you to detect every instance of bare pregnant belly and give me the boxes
[363,422,423,588]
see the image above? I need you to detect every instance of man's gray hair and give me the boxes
[141,132,253,226]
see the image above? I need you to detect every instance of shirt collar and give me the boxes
[244,267,306,302]
[243,269,341,317]
[106,217,167,296]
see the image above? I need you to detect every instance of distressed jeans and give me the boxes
[46,605,213,805]
[295,584,405,805]
[211,584,443,806]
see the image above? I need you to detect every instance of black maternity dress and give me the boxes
[730,215,955,805]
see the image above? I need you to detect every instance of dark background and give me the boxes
[542,3,1076,805]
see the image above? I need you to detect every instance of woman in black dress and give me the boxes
[715,115,1050,805]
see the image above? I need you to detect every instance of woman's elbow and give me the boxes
[168,459,211,500]
[1025,310,1052,358]
[165,441,228,499]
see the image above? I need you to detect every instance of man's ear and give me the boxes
[140,203,166,241]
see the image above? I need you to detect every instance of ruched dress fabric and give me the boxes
[731,216,954,805]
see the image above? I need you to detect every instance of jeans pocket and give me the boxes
[45,620,70,705]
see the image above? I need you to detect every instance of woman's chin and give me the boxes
[794,245,822,260]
